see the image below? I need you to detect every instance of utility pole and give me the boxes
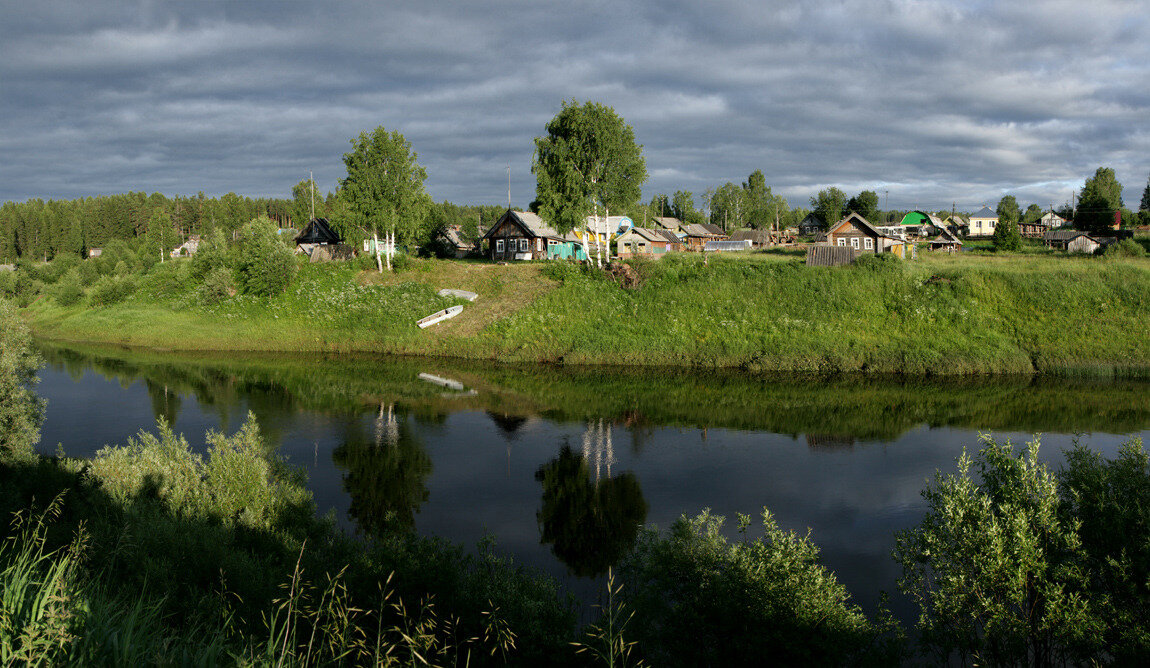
[309,171,315,221]
[507,166,511,210]
[884,190,889,223]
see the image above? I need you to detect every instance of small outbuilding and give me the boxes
[728,229,773,249]
[295,218,343,256]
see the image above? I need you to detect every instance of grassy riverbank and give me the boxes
[21,250,1150,376]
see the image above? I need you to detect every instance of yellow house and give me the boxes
[968,206,998,237]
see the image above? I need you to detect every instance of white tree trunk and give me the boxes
[374,231,383,273]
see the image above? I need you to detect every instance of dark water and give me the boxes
[33,341,1150,625]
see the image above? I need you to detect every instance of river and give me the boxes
[33,340,1150,625]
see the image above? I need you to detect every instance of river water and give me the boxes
[33,341,1150,624]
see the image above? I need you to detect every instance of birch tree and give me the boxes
[337,127,431,272]
[533,101,647,267]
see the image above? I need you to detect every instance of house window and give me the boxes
[495,239,504,253]
[536,238,543,251]
[837,238,846,247]
[864,238,874,250]
[519,238,529,252]
[851,237,860,249]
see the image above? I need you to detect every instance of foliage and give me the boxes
[1078,166,1124,234]
[848,190,880,221]
[0,301,45,459]
[894,436,1100,666]
[996,194,1021,225]
[234,216,297,297]
[88,274,137,306]
[991,215,1022,251]
[810,187,847,229]
[1103,238,1146,258]
[1141,172,1150,213]
[189,227,231,282]
[533,100,647,235]
[619,508,880,666]
[336,126,432,247]
[198,266,234,305]
[1060,437,1150,662]
[573,570,643,668]
[0,498,81,665]
[53,278,84,307]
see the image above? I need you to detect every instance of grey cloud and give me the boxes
[1,0,1147,211]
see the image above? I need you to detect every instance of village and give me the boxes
[282,202,1133,270]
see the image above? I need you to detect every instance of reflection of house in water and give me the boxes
[805,433,857,449]
[487,411,529,439]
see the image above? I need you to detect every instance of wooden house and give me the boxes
[169,235,200,258]
[1043,229,1084,250]
[827,212,907,257]
[650,216,684,234]
[681,223,727,251]
[899,211,943,239]
[798,213,824,236]
[482,210,591,261]
[615,227,678,258]
[295,218,343,256]
[968,207,998,237]
[728,229,773,249]
[925,226,963,253]
[436,225,476,258]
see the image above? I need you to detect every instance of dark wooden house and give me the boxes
[481,210,565,261]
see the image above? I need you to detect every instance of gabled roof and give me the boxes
[1044,229,1089,242]
[830,212,900,240]
[482,210,564,240]
[930,227,962,244]
[295,218,342,245]
[650,216,683,231]
[682,223,725,237]
[700,223,725,235]
[970,207,997,219]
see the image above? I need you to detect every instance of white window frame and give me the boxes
[864,237,874,250]
[536,238,543,251]
[837,238,846,247]
[850,237,860,249]
[519,238,528,252]
[495,239,504,253]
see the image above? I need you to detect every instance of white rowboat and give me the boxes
[417,305,463,329]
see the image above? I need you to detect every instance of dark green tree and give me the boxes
[670,190,704,226]
[290,177,327,228]
[810,187,847,229]
[847,190,879,221]
[532,100,647,235]
[996,194,1021,225]
[1022,203,1043,224]
[1077,167,1123,234]
[234,216,296,297]
[992,215,1022,251]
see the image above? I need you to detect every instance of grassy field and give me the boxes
[21,248,1150,376]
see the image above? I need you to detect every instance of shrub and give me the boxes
[1060,437,1150,661]
[54,280,84,307]
[992,218,1023,251]
[190,228,230,282]
[140,260,190,300]
[1103,238,1146,258]
[894,436,1101,665]
[0,300,44,459]
[198,267,234,305]
[619,508,880,666]
[75,261,99,287]
[235,217,297,296]
[88,275,136,307]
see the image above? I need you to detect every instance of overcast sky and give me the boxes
[2,0,1147,213]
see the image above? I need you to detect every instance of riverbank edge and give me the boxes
[26,327,1150,379]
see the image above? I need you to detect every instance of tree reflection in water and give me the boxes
[332,403,433,536]
[535,420,648,577]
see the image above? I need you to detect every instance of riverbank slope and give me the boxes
[23,251,1150,376]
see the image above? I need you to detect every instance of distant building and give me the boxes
[798,213,823,236]
[827,212,908,257]
[968,207,998,237]
[169,235,200,258]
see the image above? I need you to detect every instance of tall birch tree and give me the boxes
[533,101,647,266]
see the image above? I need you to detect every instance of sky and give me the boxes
[2,0,1148,213]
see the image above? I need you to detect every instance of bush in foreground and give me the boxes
[619,508,890,666]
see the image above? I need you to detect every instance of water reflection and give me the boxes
[535,426,648,577]
[332,404,433,534]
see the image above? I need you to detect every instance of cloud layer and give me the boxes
[2,0,1147,212]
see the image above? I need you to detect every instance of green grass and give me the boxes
[21,250,1150,376]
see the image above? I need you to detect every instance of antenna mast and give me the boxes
[309,171,315,220]
[507,166,511,210]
